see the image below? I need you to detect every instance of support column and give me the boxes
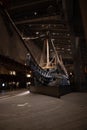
[73,37,86,91]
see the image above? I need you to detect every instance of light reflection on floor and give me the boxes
[0,90,30,101]
[16,90,30,96]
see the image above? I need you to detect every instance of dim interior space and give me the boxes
[0,0,87,130]
[0,0,87,93]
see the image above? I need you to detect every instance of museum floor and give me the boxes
[0,88,87,130]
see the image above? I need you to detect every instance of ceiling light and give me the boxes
[67,33,70,36]
[67,48,71,51]
[53,33,56,35]
[62,48,64,50]
[34,12,37,15]
[42,24,45,27]
[36,32,39,34]
[26,74,31,78]
[28,24,32,27]
[54,24,56,27]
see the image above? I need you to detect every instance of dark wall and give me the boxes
[0,5,28,65]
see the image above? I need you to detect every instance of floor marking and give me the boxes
[17,102,28,107]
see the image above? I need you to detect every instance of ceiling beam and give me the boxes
[25,27,69,32]
[15,15,63,25]
[10,0,54,10]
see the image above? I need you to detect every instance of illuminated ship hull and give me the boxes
[26,52,70,97]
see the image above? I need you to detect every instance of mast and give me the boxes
[46,39,50,67]
[51,39,68,76]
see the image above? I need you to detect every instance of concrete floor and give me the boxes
[0,89,87,130]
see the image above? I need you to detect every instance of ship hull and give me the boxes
[29,84,71,98]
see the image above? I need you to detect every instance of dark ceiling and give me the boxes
[1,0,82,64]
